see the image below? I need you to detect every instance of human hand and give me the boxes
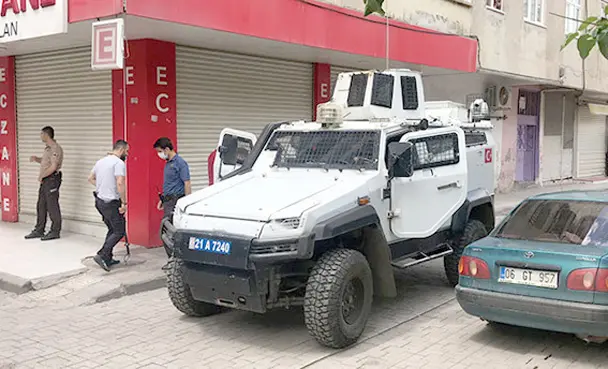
[157,200,164,211]
[119,205,127,214]
[29,156,38,162]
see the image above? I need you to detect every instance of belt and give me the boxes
[42,171,61,180]
[162,193,185,202]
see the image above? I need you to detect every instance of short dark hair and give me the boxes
[153,137,174,151]
[113,139,129,150]
[41,126,54,139]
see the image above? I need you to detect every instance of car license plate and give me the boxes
[188,237,231,255]
[498,266,558,289]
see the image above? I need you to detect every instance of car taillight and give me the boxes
[458,256,491,279]
[567,268,608,292]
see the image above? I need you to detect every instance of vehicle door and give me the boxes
[390,126,468,238]
[212,128,257,184]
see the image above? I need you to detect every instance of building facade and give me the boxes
[0,0,606,247]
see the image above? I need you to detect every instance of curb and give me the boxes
[0,271,32,294]
[92,274,167,304]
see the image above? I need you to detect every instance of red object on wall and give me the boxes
[126,0,477,72]
[0,57,17,223]
[313,63,331,120]
[207,149,216,186]
[113,39,176,247]
[68,0,123,22]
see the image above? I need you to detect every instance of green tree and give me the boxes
[562,6,608,59]
[363,0,385,16]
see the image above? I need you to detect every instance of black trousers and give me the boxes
[162,194,184,222]
[95,197,126,261]
[34,172,62,234]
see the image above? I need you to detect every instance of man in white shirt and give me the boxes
[88,140,129,271]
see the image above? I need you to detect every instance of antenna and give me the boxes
[385,0,389,70]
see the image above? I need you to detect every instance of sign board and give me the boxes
[91,18,124,71]
[0,0,67,43]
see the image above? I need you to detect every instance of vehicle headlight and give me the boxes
[173,206,183,225]
[272,217,301,230]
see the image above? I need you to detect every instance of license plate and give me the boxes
[498,266,558,289]
[188,237,232,255]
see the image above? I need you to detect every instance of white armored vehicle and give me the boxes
[161,69,497,349]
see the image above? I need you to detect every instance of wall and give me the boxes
[324,0,608,96]
[497,87,519,193]
[321,0,473,35]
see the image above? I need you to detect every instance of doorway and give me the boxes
[515,89,540,182]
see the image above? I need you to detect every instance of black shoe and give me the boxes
[108,259,120,267]
[41,232,60,241]
[93,255,110,272]
[24,231,44,240]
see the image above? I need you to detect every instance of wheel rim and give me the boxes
[341,277,365,325]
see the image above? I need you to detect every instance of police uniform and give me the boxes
[162,154,190,220]
[35,140,64,237]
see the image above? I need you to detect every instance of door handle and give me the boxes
[437,182,460,191]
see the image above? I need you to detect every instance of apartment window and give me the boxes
[524,0,544,24]
[565,0,581,34]
[486,0,503,11]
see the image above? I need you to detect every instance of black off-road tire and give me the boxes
[444,219,488,287]
[304,249,374,349]
[166,258,221,317]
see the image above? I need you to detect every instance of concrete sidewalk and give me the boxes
[0,180,606,305]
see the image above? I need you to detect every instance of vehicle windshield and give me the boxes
[265,130,380,170]
[494,199,608,246]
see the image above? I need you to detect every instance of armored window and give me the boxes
[465,132,487,147]
[410,132,460,170]
[400,76,419,110]
[371,73,394,108]
[347,73,367,107]
[267,130,380,170]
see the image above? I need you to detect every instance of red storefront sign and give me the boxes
[91,18,124,70]
[0,57,17,222]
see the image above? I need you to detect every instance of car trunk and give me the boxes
[467,237,608,304]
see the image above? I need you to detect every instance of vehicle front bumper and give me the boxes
[160,218,176,256]
[456,285,608,337]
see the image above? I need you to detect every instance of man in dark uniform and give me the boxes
[153,137,192,221]
[25,126,64,241]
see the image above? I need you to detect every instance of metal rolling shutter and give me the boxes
[176,46,313,190]
[16,47,112,224]
[330,65,354,98]
[576,105,607,178]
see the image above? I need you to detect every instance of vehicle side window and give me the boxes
[410,132,460,170]
[235,136,253,165]
[465,132,487,147]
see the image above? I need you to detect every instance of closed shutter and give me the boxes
[16,47,113,224]
[576,105,607,178]
[330,65,354,98]
[176,46,313,190]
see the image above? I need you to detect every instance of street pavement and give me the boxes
[1,258,606,369]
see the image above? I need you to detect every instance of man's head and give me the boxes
[153,137,175,160]
[113,139,129,161]
[40,126,54,144]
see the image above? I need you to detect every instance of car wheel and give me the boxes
[444,219,488,287]
[166,258,221,317]
[304,248,374,349]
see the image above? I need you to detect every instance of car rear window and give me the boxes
[495,199,608,245]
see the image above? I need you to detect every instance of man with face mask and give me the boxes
[25,126,64,241]
[87,140,129,271]
[153,137,192,221]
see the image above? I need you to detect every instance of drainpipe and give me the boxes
[560,94,566,183]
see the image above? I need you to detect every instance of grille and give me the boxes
[267,130,380,170]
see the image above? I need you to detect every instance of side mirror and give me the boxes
[219,134,238,166]
[387,141,414,178]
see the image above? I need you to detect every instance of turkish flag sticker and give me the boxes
[484,148,492,163]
